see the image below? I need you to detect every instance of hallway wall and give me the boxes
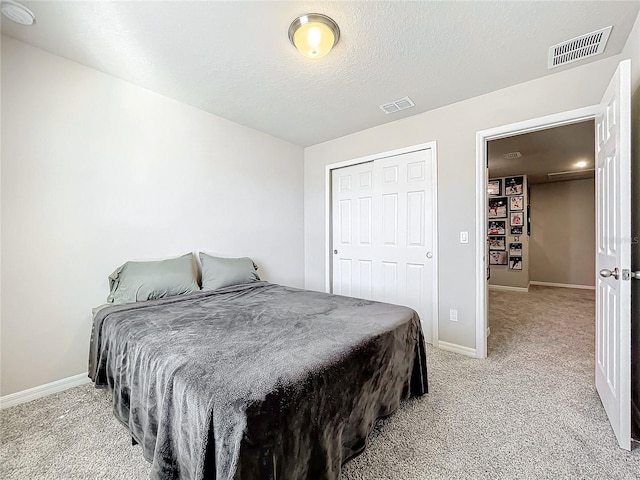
[529,179,596,287]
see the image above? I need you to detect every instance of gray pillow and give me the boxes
[199,253,260,291]
[107,253,199,304]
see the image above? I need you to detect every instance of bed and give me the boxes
[88,281,428,480]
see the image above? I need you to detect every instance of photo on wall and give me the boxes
[488,197,507,218]
[509,256,523,270]
[510,211,524,226]
[510,195,524,211]
[489,251,508,265]
[510,225,523,235]
[509,242,522,256]
[505,176,524,195]
[488,179,502,196]
[488,220,506,235]
[489,236,506,251]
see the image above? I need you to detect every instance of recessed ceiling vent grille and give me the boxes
[503,152,522,159]
[379,96,415,115]
[548,26,612,69]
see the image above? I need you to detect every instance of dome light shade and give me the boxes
[288,14,340,59]
[1,0,35,25]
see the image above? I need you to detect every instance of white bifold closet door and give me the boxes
[331,148,435,344]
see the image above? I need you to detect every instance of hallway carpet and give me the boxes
[2,286,638,479]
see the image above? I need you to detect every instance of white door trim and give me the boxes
[475,106,599,359]
[325,141,439,344]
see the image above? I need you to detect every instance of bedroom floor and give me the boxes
[1,286,638,479]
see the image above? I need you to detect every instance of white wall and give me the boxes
[304,53,630,352]
[0,37,304,396]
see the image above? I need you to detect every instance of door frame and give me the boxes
[325,141,439,344]
[475,106,599,359]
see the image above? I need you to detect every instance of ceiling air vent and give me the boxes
[379,96,415,115]
[548,26,612,69]
[503,152,522,159]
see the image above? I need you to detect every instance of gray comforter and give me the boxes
[88,282,428,479]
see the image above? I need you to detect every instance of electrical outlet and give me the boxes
[449,308,458,322]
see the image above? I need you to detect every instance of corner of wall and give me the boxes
[621,9,640,92]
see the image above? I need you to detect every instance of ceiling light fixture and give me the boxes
[288,13,340,59]
[1,0,35,25]
[575,160,588,168]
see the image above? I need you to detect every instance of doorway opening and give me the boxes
[474,106,599,359]
[475,60,633,451]
[486,120,596,346]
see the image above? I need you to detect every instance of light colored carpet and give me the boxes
[1,286,638,479]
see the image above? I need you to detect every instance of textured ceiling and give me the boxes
[2,1,638,146]
[488,120,595,185]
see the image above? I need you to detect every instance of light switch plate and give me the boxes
[460,231,469,244]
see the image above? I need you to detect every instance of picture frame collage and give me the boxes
[488,176,525,270]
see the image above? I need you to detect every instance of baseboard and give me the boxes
[488,284,529,293]
[438,341,477,358]
[529,281,595,290]
[0,372,90,410]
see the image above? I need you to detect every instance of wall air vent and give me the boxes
[547,169,595,182]
[379,96,415,115]
[548,26,612,69]
[503,152,522,159]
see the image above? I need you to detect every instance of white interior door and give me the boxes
[332,161,375,300]
[332,148,436,344]
[595,59,631,451]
